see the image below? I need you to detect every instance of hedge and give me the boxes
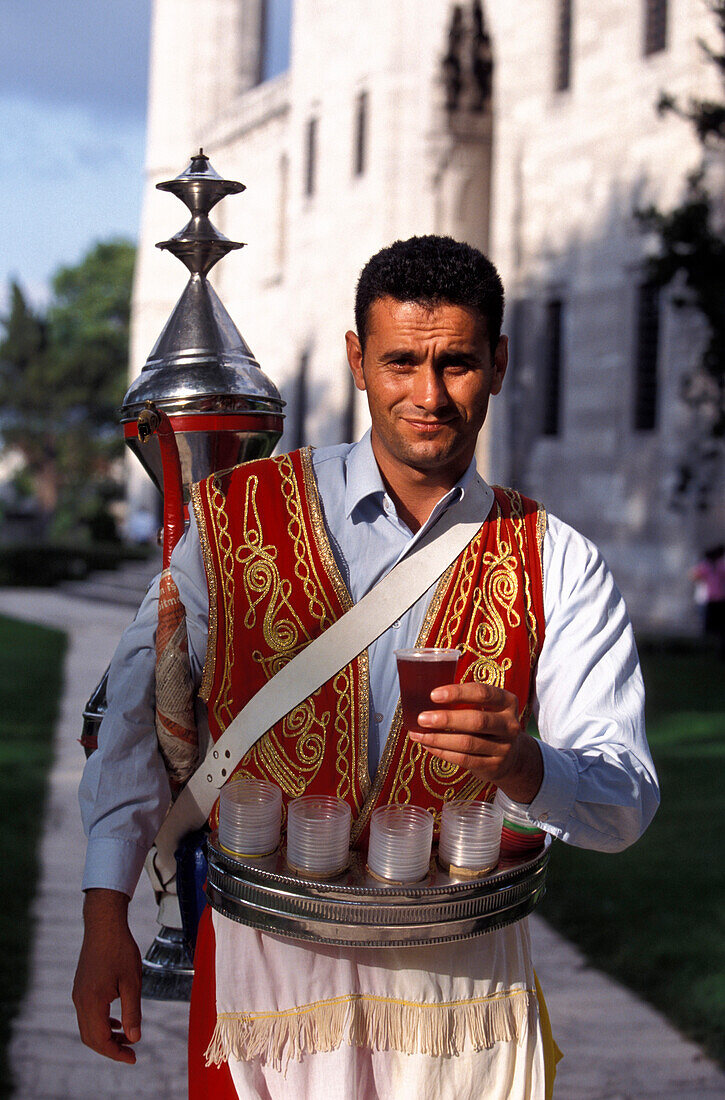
[0,542,153,588]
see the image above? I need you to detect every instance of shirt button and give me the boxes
[375,713,384,724]
[393,620,400,629]
[538,812,549,822]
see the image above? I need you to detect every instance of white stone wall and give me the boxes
[485,0,718,630]
[128,0,718,631]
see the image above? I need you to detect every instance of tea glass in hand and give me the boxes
[395,647,461,733]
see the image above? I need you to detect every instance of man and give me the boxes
[74,235,659,1098]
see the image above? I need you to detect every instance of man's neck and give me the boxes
[370,442,469,533]
[385,484,447,533]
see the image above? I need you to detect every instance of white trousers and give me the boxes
[210,912,547,1100]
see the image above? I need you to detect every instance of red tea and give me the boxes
[396,649,460,732]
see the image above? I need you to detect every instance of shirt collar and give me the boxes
[344,428,481,520]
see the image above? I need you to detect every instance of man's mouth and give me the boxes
[404,418,456,433]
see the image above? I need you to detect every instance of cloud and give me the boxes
[1,95,145,300]
[0,0,151,122]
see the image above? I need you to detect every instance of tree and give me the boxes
[0,239,136,537]
[637,1,725,511]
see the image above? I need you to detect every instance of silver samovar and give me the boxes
[83,151,284,1000]
[121,149,284,494]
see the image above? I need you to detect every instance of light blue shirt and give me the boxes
[313,434,483,773]
[80,431,659,896]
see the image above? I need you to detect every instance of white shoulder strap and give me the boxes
[150,479,492,883]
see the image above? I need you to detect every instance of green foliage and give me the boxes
[0,284,48,411]
[539,643,725,1067]
[0,540,152,588]
[637,1,725,509]
[47,239,136,425]
[0,615,67,1097]
[0,239,136,537]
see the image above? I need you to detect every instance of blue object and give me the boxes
[175,828,209,956]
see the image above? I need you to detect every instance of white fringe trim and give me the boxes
[205,988,536,1072]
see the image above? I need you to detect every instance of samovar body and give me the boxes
[83,152,284,999]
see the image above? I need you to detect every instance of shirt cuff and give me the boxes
[526,739,579,830]
[82,837,150,898]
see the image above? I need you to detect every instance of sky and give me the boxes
[0,0,151,311]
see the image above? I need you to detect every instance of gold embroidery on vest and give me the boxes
[299,448,353,616]
[418,560,459,642]
[300,447,372,802]
[497,488,541,668]
[235,473,313,684]
[432,523,517,689]
[333,664,355,805]
[429,755,458,782]
[220,460,330,796]
[280,453,363,803]
[351,705,400,844]
[421,753,490,810]
[208,478,237,731]
[356,647,371,799]
[349,550,471,844]
[411,501,527,800]
[508,490,537,665]
[240,697,329,798]
[225,453,364,805]
[536,504,547,567]
[438,531,482,647]
[466,539,519,687]
[395,740,422,805]
[279,454,337,628]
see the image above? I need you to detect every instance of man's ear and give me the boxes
[491,335,508,395]
[345,330,366,392]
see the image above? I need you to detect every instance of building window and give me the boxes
[542,300,564,436]
[291,350,309,449]
[304,116,318,197]
[259,0,293,83]
[633,282,660,431]
[643,0,667,56]
[275,153,289,272]
[554,0,573,92]
[353,91,368,177]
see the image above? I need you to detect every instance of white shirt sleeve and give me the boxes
[526,513,660,852]
[78,514,210,897]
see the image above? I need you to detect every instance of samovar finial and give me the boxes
[120,151,284,501]
[155,148,245,277]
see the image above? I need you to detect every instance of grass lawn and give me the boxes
[0,614,67,1099]
[538,641,725,1067]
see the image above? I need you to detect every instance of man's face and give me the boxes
[346,296,507,487]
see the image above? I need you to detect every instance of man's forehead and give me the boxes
[366,295,488,342]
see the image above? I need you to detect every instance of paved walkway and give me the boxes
[2,586,725,1099]
[2,590,187,1100]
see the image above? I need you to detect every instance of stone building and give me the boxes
[129,0,721,632]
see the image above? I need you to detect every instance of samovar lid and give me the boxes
[121,151,284,419]
[157,149,245,216]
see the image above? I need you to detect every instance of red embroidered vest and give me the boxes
[191,448,546,847]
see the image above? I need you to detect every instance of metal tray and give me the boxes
[206,833,551,948]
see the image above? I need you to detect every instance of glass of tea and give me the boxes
[395,647,461,732]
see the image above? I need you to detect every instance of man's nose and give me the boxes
[411,364,448,411]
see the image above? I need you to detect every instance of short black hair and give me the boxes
[354,235,505,354]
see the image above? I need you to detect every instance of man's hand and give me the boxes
[410,682,544,804]
[72,889,142,1064]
